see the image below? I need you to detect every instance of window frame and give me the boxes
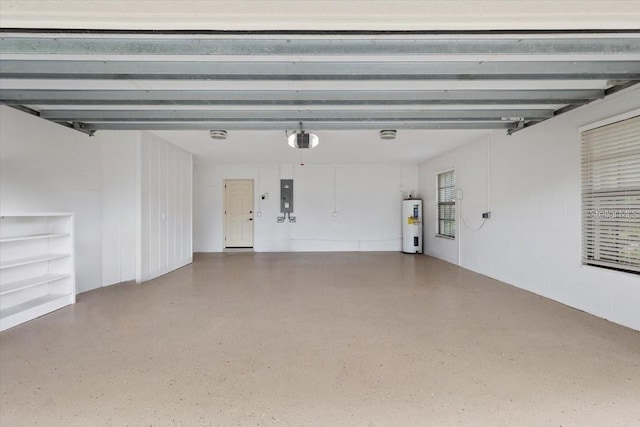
[436,169,456,239]
[580,111,640,275]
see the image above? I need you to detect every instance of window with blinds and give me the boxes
[581,114,640,274]
[438,170,456,238]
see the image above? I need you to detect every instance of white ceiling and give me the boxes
[158,129,489,165]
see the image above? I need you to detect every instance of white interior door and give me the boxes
[224,179,254,248]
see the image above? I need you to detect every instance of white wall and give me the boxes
[139,132,193,282]
[101,132,140,286]
[1,106,104,293]
[194,162,418,252]
[1,106,193,291]
[418,87,640,331]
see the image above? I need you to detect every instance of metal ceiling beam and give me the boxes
[0,89,605,106]
[3,60,638,80]
[76,121,519,131]
[508,80,640,134]
[7,105,96,136]
[39,108,554,122]
[2,32,637,136]
[2,35,639,56]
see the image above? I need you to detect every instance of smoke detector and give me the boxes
[380,130,397,140]
[209,130,228,140]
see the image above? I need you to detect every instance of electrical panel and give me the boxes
[280,179,293,213]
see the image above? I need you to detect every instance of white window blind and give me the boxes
[438,170,456,238]
[581,114,640,273]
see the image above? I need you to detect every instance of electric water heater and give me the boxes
[402,199,423,254]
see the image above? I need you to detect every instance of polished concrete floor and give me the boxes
[1,253,639,426]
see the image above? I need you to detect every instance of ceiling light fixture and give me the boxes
[288,122,319,149]
[380,130,397,140]
[209,130,228,140]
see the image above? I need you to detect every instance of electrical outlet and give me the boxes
[482,211,491,219]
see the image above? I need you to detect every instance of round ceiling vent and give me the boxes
[209,130,228,140]
[379,130,397,140]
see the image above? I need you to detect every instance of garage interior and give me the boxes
[1,1,639,425]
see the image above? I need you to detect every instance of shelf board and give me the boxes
[0,293,70,320]
[0,274,70,296]
[0,253,70,270]
[0,233,69,243]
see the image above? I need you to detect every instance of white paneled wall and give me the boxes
[1,107,194,291]
[101,132,140,286]
[1,106,104,293]
[418,86,640,331]
[139,133,193,282]
[193,163,418,252]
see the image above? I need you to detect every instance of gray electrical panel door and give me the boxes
[280,179,293,213]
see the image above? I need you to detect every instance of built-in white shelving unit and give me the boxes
[0,213,75,331]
